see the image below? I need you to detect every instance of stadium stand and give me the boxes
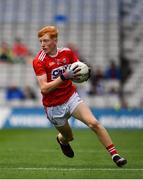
[0,0,119,65]
[120,0,143,107]
[2,0,143,108]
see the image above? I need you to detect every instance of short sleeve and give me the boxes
[33,59,46,76]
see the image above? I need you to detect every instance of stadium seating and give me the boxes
[1,0,143,108]
[0,0,119,66]
[0,0,121,108]
[121,0,143,107]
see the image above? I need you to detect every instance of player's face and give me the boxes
[39,34,57,55]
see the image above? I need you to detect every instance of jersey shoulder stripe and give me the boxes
[38,50,46,61]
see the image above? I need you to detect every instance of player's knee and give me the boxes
[88,121,102,131]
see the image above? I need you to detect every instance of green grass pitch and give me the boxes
[0,128,143,179]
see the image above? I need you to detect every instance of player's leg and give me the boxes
[55,120,74,144]
[55,121,74,158]
[44,105,74,157]
[72,101,127,167]
[72,101,113,147]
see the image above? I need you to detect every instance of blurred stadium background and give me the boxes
[1,0,143,179]
[0,0,143,129]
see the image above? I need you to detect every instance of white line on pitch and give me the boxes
[0,168,143,171]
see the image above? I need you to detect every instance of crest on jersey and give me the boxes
[62,58,67,64]
[49,62,55,66]
[55,58,67,65]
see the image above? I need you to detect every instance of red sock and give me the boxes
[106,144,118,157]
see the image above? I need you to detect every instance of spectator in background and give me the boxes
[120,95,129,109]
[23,86,37,100]
[6,85,25,101]
[88,66,105,95]
[104,60,121,95]
[104,60,121,80]
[121,56,132,84]
[0,42,13,63]
[12,37,29,63]
[6,85,37,101]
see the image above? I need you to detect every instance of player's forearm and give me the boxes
[41,77,64,93]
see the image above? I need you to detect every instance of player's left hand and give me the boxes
[60,65,81,80]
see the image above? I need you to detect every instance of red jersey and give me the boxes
[33,47,79,107]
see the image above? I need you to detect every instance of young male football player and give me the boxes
[33,25,127,167]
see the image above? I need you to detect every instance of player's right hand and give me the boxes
[60,65,81,81]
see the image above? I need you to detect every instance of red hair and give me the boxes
[38,26,58,38]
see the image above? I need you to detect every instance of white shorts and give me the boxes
[44,92,83,127]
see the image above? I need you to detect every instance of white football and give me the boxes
[70,61,90,83]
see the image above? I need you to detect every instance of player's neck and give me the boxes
[48,48,58,57]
